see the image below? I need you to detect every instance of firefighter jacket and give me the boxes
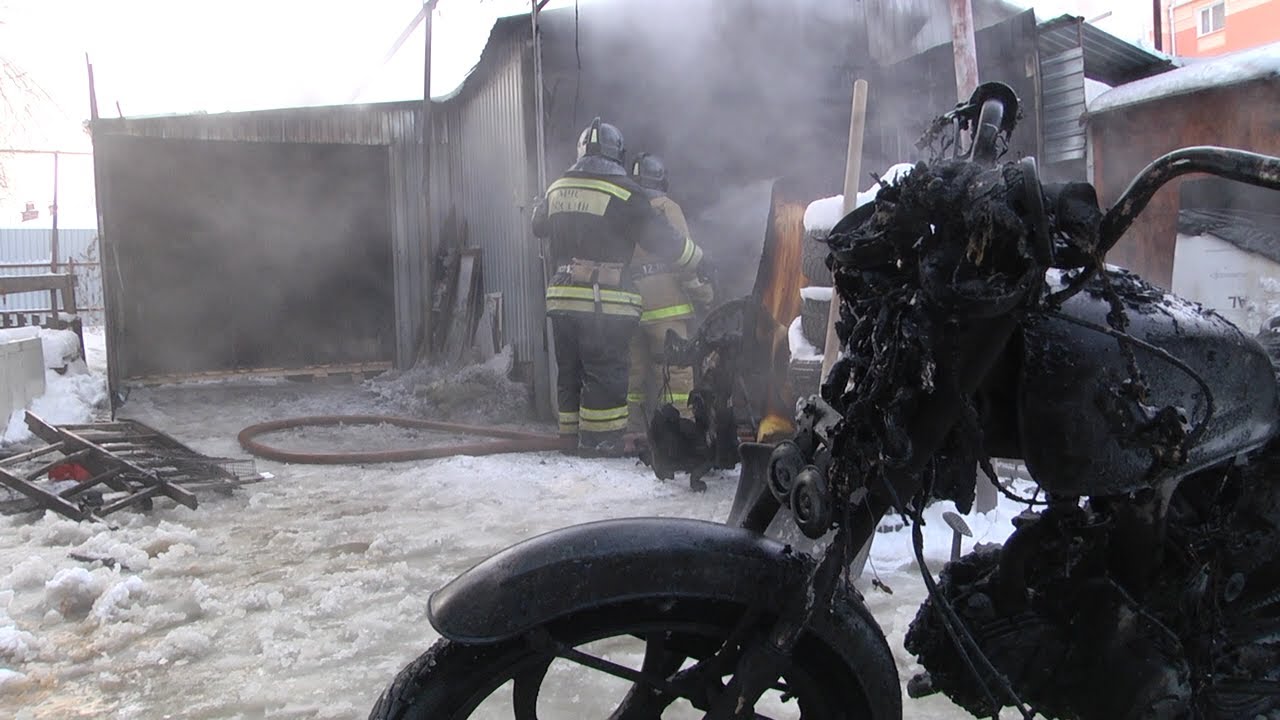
[631,192,703,324]
[532,161,701,320]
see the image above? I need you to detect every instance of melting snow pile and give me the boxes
[0,328,108,446]
[800,287,833,302]
[788,316,822,362]
[366,344,530,425]
[803,163,917,233]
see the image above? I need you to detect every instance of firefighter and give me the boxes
[531,118,705,457]
[625,152,714,431]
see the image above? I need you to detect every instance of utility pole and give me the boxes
[1152,0,1164,52]
[949,0,980,101]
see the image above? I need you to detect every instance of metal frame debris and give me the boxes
[0,412,268,522]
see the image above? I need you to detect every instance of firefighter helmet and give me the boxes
[576,117,625,164]
[630,152,668,192]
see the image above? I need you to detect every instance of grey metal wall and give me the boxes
[1039,43,1088,166]
[97,103,420,146]
[866,0,1026,66]
[93,104,428,369]
[434,29,543,368]
[0,228,104,321]
[390,136,428,368]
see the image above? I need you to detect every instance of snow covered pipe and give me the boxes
[237,415,574,465]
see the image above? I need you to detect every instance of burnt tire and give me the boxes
[802,231,834,287]
[800,293,831,350]
[789,357,823,398]
[369,595,901,719]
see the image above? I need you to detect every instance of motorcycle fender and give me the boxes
[428,517,810,644]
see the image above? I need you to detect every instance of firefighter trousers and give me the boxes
[627,317,694,432]
[551,314,637,446]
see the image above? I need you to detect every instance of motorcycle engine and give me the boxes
[906,453,1280,720]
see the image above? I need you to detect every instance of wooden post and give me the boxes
[950,0,998,514]
[826,81,869,580]
[49,151,60,315]
[418,1,438,367]
[85,53,120,417]
[949,0,980,101]
[819,79,869,383]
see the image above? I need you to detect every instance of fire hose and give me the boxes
[237,415,574,465]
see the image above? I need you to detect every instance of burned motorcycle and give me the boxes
[369,83,1280,719]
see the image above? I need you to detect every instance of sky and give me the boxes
[0,0,1142,228]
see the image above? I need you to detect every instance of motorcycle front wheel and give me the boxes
[370,595,901,719]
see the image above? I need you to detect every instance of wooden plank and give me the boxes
[77,432,160,442]
[24,413,174,501]
[0,467,87,521]
[123,361,393,385]
[58,422,145,431]
[24,449,92,481]
[26,413,65,446]
[444,249,482,365]
[0,442,66,466]
[58,468,123,498]
[95,442,165,451]
[97,485,164,517]
[0,273,75,297]
[55,427,198,511]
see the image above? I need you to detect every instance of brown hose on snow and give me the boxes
[237,415,575,465]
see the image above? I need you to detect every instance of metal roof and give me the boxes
[1180,209,1280,265]
[1037,14,1177,87]
[1090,40,1280,115]
[92,101,422,145]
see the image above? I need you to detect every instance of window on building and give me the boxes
[1199,1,1226,36]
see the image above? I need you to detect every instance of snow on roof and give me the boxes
[1090,41,1280,115]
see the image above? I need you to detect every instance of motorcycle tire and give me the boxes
[370,595,901,720]
[802,232,834,287]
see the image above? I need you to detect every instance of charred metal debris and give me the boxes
[0,412,268,523]
[642,299,749,490]
[784,83,1257,718]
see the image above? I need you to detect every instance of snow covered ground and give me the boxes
[0,329,1027,719]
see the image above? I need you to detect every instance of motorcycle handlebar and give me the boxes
[1099,146,1280,256]
[1047,147,1280,306]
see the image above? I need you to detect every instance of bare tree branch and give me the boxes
[1,31,54,191]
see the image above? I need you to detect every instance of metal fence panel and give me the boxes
[0,228,104,323]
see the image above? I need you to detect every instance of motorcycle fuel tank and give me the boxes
[1017,269,1280,497]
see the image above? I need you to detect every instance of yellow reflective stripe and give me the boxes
[627,393,645,403]
[545,299,642,318]
[640,303,695,323]
[580,416,629,432]
[580,406,628,422]
[675,238,696,267]
[660,392,690,404]
[546,285,642,306]
[549,177,632,201]
[558,411,580,422]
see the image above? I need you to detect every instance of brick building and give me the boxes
[1168,0,1280,56]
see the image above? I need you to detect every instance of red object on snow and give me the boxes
[49,463,92,482]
